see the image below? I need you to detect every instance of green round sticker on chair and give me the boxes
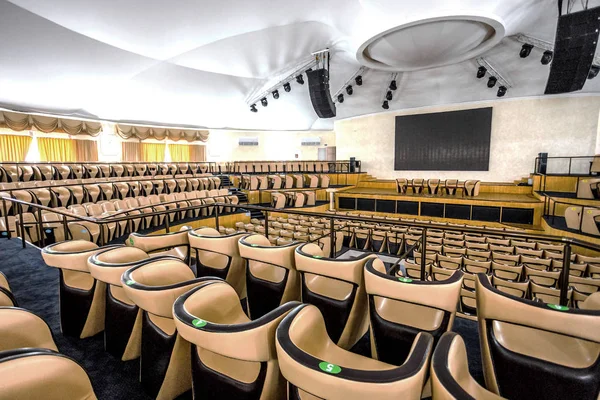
[192,318,207,328]
[125,279,135,286]
[398,277,413,283]
[547,303,569,311]
[251,244,258,247]
[319,362,341,374]
[129,238,134,245]
[313,255,323,259]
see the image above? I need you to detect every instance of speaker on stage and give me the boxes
[545,6,600,94]
[349,157,356,173]
[307,68,336,118]
[537,152,548,175]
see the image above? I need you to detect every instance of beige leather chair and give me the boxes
[365,258,462,366]
[0,271,17,307]
[431,332,504,400]
[276,304,434,400]
[238,234,300,319]
[396,178,408,194]
[121,258,216,399]
[42,240,117,338]
[188,227,248,298]
[577,178,600,199]
[127,227,190,262]
[427,179,441,195]
[0,349,97,400]
[271,192,286,209]
[582,207,600,235]
[0,307,58,351]
[475,273,600,399]
[320,174,330,188]
[463,180,481,197]
[87,246,152,360]
[295,243,376,349]
[173,281,299,400]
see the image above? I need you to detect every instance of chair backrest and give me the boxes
[475,273,600,399]
[238,234,300,319]
[0,349,96,399]
[295,243,376,349]
[188,227,248,297]
[365,258,463,365]
[431,332,504,400]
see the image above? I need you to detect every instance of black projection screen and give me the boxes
[394,108,492,171]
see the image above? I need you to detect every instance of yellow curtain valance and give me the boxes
[0,111,102,136]
[115,124,209,142]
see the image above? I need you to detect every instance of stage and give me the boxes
[335,186,543,226]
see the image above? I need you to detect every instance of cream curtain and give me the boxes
[190,145,207,161]
[122,142,142,162]
[0,111,102,136]
[38,137,77,162]
[0,134,32,162]
[75,140,99,162]
[115,124,209,142]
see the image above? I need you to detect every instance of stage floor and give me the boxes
[342,187,540,204]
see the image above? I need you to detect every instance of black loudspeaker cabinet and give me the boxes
[350,157,356,173]
[537,152,548,174]
[545,6,600,94]
[307,69,336,118]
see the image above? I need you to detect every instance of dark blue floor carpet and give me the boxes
[0,238,157,400]
[1,237,484,398]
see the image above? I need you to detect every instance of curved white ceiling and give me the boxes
[0,0,599,131]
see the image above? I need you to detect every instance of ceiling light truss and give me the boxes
[515,33,600,66]
[475,58,512,89]
[332,67,368,104]
[246,57,318,107]
[382,73,399,102]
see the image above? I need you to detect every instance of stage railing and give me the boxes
[2,197,599,307]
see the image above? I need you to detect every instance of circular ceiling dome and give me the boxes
[357,15,505,71]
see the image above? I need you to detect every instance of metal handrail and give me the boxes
[533,155,597,176]
[3,196,599,306]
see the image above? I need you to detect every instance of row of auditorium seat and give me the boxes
[0,162,216,182]
[0,272,98,398]
[32,229,600,400]
[0,180,239,244]
[271,191,317,208]
[396,178,481,196]
[564,205,600,236]
[237,173,330,190]
[0,160,348,183]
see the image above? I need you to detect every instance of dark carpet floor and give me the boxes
[1,236,484,399]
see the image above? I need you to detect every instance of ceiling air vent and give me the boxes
[301,137,321,146]
[239,137,259,146]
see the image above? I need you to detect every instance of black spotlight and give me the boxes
[382,100,389,109]
[487,76,497,88]
[386,91,393,101]
[346,85,353,95]
[588,65,600,79]
[272,90,279,99]
[296,75,304,85]
[283,82,291,92]
[497,86,507,97]
[520,44,533,58]
[541,50,553,65]
[477,66,487,78]
[389,80,397,90]
[261,97,268,107]
[355,75,363,86]
[250,104,257,112]
[337,93,344,103]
